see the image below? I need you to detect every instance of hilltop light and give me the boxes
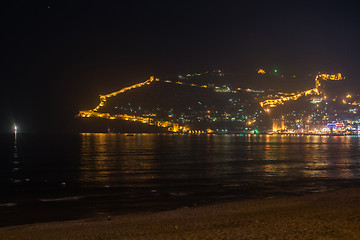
[257,69,266,74]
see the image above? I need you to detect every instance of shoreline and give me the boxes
[1,187,360,239]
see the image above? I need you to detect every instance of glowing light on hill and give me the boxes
[257,69,266,74]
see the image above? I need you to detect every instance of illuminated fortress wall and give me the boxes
[77,72,345,133]
[315,73,345,97]
[77,76,201,133]
[260,73,344,109]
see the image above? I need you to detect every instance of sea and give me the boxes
[1,133,360,226]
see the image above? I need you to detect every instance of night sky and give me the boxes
[3,0,360,133]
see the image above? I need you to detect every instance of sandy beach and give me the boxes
[1,187,360,240]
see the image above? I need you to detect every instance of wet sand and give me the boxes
[1,188,360,240]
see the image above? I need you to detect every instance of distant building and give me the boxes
[273,118,285,132]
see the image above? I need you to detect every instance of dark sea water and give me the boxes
[1,133,360,226]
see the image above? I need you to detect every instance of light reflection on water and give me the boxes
[2,133,360,225]
[80,133,157,185]
[79,134,360,191]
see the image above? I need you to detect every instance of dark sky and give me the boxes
[3,0,360,133]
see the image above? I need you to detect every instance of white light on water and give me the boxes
[14,125,17,134]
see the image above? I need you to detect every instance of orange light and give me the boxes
[257,69,266,74]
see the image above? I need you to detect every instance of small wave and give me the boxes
[170,192,191,197]
[222,184,244,187]
[39,196,84,202]
[0,203,17,207]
